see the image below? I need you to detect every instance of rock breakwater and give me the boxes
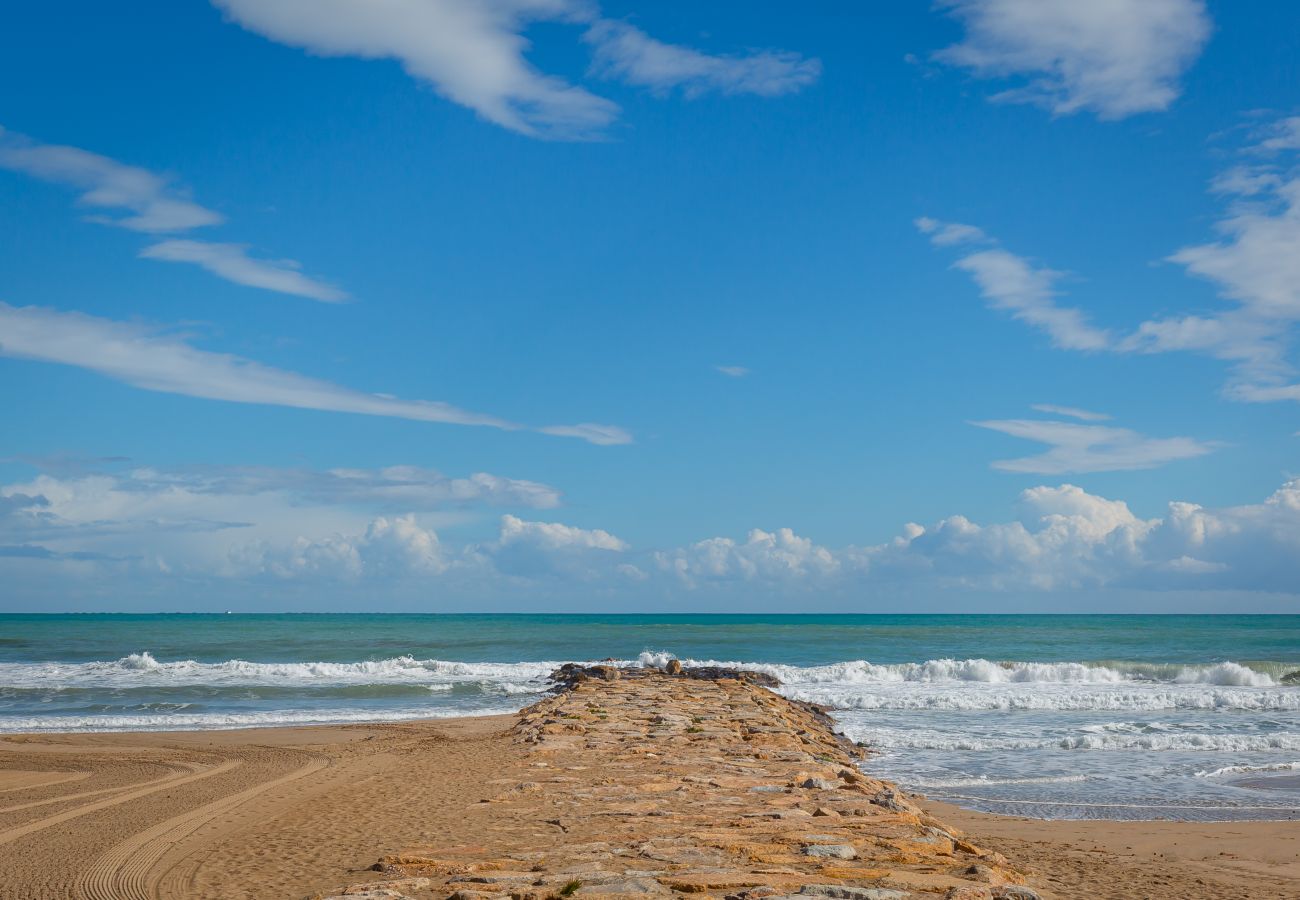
[313,663,1044,900]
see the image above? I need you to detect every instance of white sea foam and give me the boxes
[1196,761,1300,779]
[788,687,1300,712]
[909,774,1089,788]
[845,726,1300,753]
[0,705,523,733]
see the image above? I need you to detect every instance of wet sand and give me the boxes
[0,683,1296,900]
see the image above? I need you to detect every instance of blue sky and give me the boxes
[1,0,1298,611]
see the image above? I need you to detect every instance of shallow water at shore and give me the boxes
[1,613,1297,821]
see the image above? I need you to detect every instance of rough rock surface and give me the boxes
[312,664,1044,900]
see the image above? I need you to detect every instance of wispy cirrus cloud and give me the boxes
[914,216,988,247]
[1123,117,1300,401]
[212,0,818,140]
[0,127,344,301]
[918,217,1110,351]
[584,20,820,98]
[0,302,630,444]
[922,117,1300,404]
[140,240,347,303]
[536,423,633,447]
[971,414,1218,474]
[1029,403,1110,422]
[715,365,750,378]
[933,0,1212,120]
[0,127,222,233]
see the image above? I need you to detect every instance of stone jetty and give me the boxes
[313,663,1045,900]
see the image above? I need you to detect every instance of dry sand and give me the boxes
[0,671,1295,900]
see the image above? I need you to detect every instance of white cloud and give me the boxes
[915,216,989,247]
[537,423,634,446]
[5,465,1300,596]
[497,514,627,551]
[486,514,628,579]
[1030,403,1110,421]
[1123,117,1300,400]
[234,514,445,579]
[212,0,817,139]
[918,218,1110,351]
[857,478,1300,593]
[950,247,1111,351]
[140,240,347,303]
[0,462,558,578]
[923,152,1300,403]
[655,527,839,588]
[214,0,615,140]
[1167,190,1300,323]
[0,303,629,443]
[0,127,222,233]
[1254,116,1300,153]
[584,20,820,98]
[971,416,1217,474]
[129,463,561,510]
[1,127,344,300]
[715,365,750,377]
[934,0,1211,120]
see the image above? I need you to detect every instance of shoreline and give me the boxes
[0,668,1296,899]
[7,708,1297,825]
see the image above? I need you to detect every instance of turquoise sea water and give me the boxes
[1,614,1297,821]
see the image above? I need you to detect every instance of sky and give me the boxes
[1,0,1298,612]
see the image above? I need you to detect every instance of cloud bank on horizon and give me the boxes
[3,460,1297,602]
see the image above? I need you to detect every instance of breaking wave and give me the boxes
[0,652,562,689]
[636,652,1285,687]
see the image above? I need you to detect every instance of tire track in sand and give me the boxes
[78,754,328,900]
[0,759,240,847]
[0,762,204,814]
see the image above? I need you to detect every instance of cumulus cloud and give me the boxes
[0,462,558,579]
[848,478,1300,593]
[480,514,629,580]
[0,303,629,443]
[4,464,1300,596]
[934,0,1211,120]
[213,0,817,140]
[655,527,839,588]
[642,479,1300,596]
[971,416,1217,474]
[233,514,445,579]
[140,240,347,302]
[584,20,820,98]
[0,126,341,300]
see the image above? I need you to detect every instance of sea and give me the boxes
[1,613,1297,822]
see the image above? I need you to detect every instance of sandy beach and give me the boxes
[0,667,1296,900]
